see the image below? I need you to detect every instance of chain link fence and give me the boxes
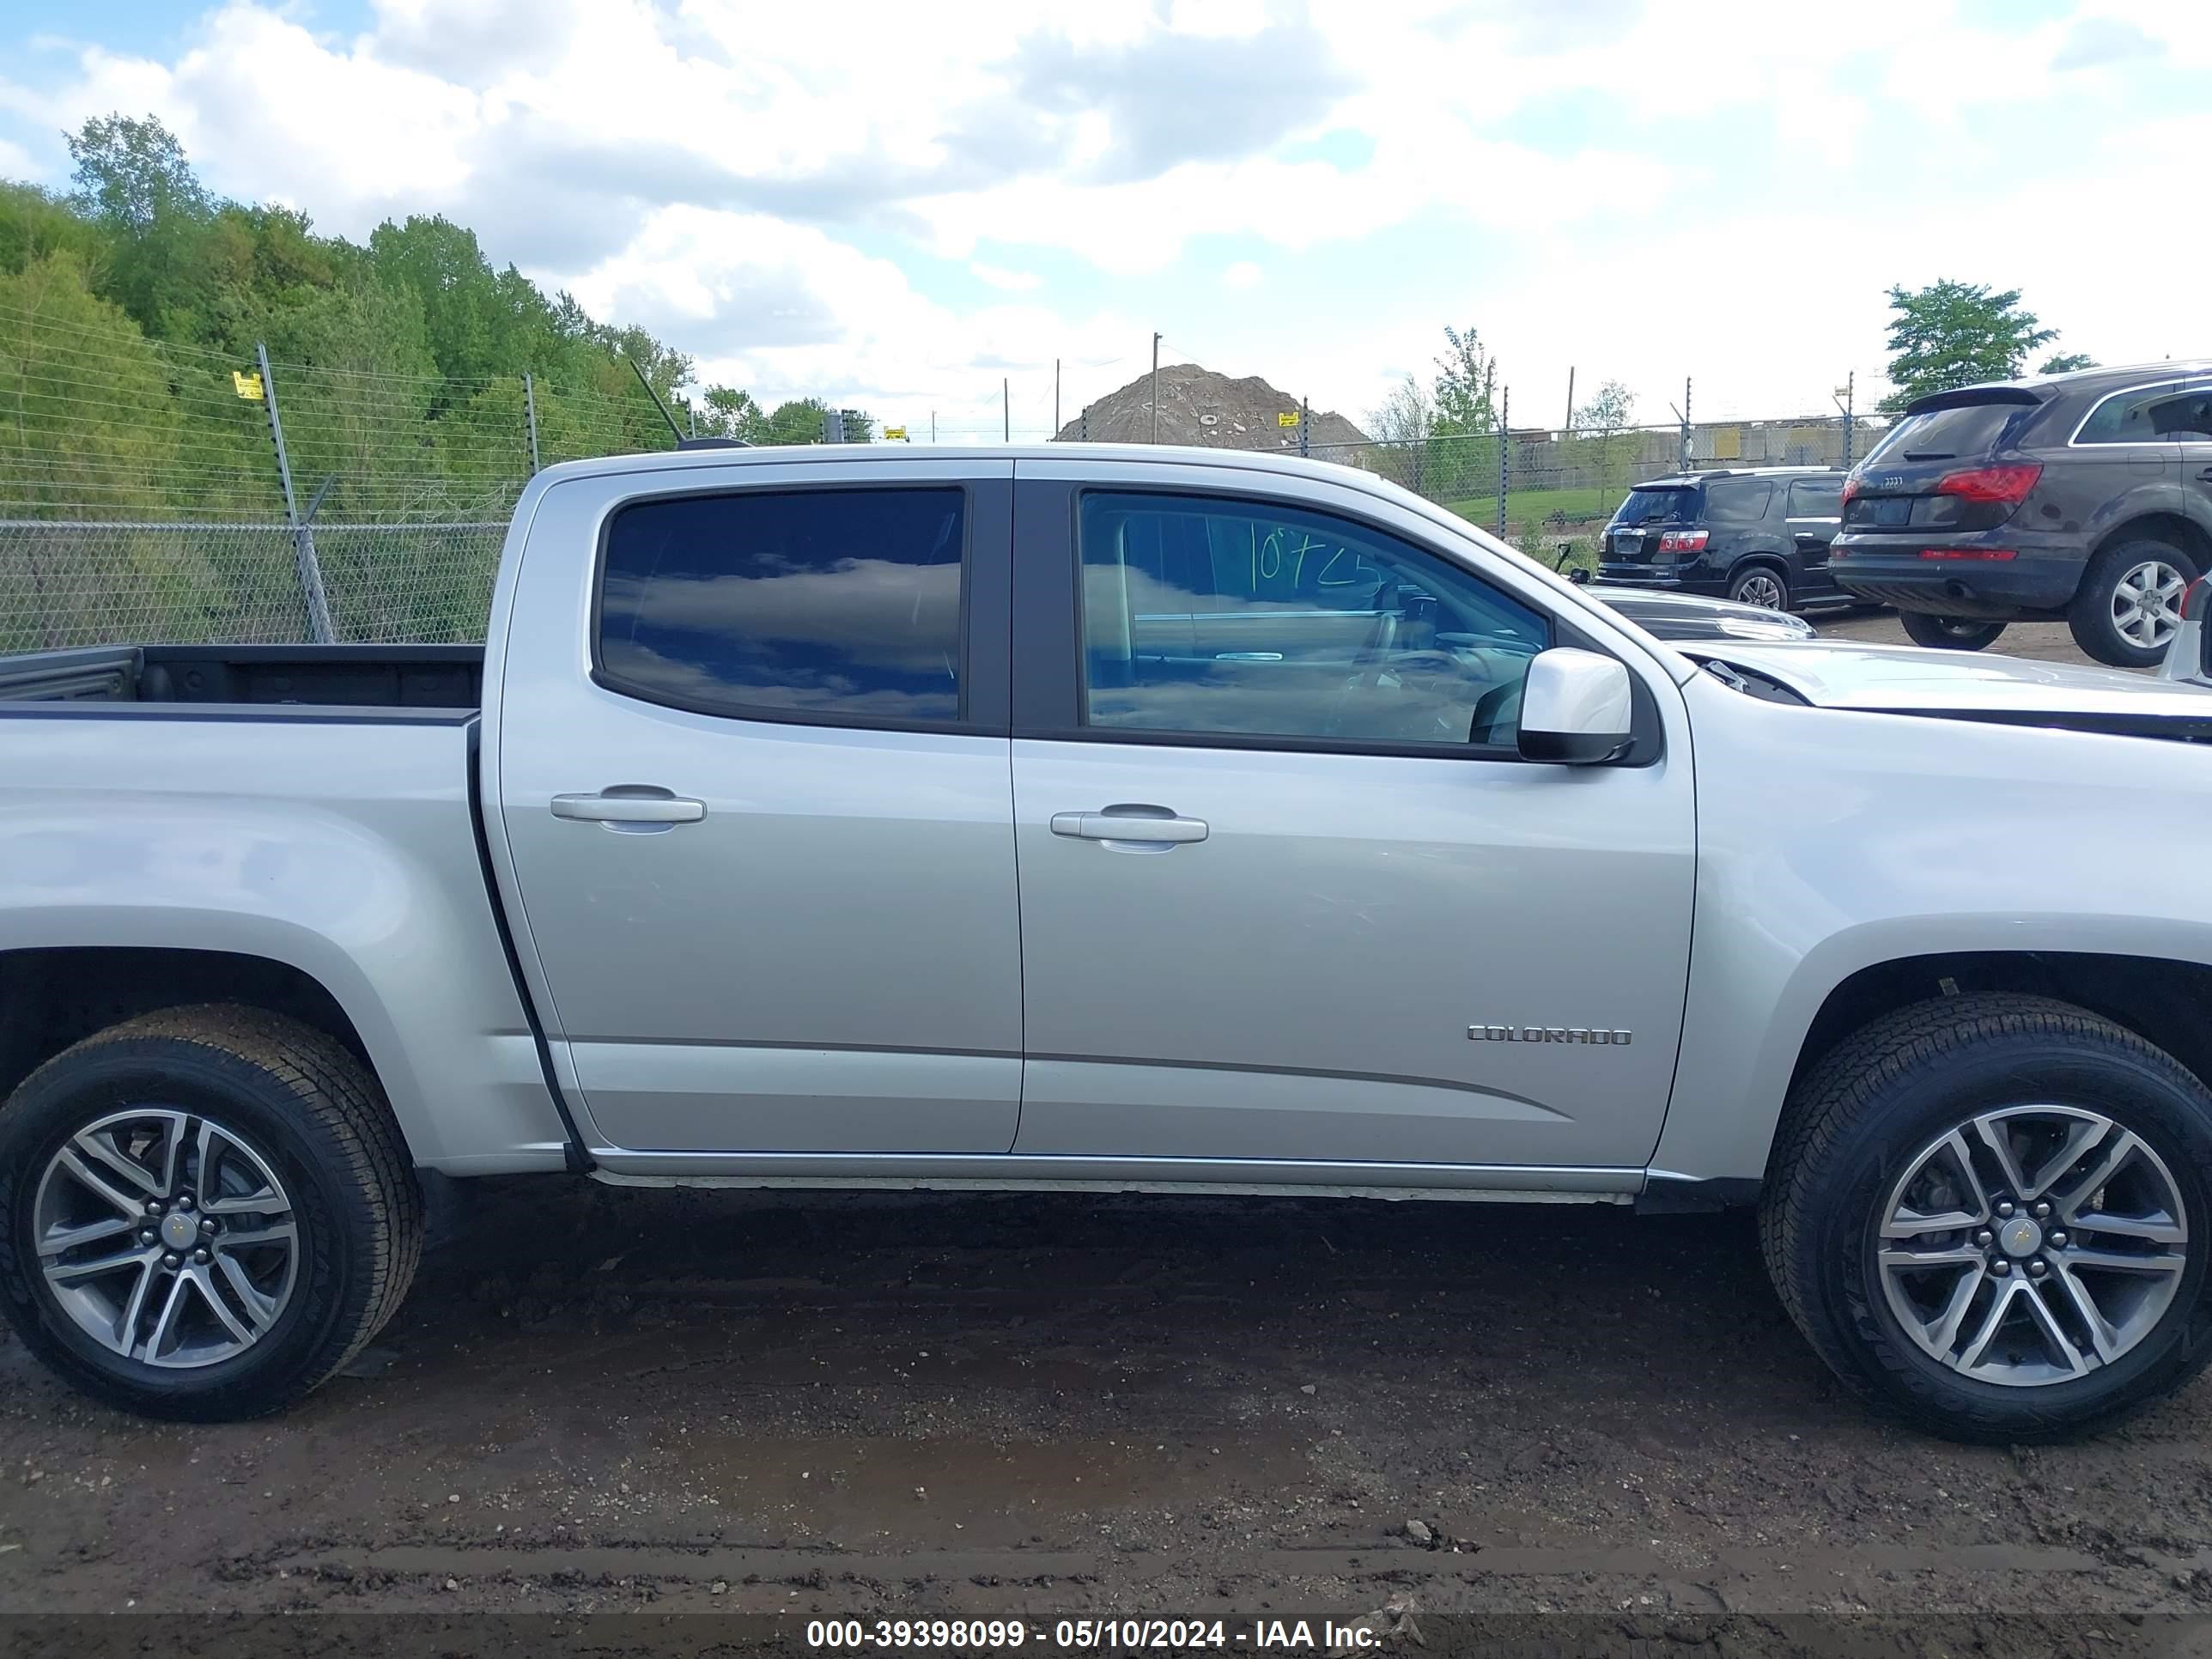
[0,295,684,647]
[1319,413,1878,570]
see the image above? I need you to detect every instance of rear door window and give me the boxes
[596,487,968,725]
[2075,382,2197,445]
[1705,479,1774,524]
[1612,487,1700,526]
[1786,477,1844,517]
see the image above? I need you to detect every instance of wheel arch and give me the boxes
[1777,951,2212,1171]
[2092,512,2211,571]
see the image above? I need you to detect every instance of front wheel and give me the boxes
[0,1006,422,1421]
[1761,994,2212,1443]
[1899,611,2008,651]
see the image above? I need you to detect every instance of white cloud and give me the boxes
[0,0,2200,437]
[969,261,1042,293]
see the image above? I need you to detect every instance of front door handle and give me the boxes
[551,788,706,825]
[2197,465,2212,483]
[1050,808,1209,844]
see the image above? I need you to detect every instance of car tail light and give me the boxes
[1917,548,2018,561]
[1657,529,1709,555]
[1840,477,1862,506]
[1935,463,2042,504]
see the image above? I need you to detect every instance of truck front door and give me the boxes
[490,459,1021,1158]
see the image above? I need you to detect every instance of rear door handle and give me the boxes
[551,788,706,825]
[1051,809,1209,845]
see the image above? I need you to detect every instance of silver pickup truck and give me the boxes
[3,445,2211,1443]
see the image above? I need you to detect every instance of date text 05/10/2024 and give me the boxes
[806,1617,1383,1650]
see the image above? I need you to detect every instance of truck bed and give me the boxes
[0,644,483,710]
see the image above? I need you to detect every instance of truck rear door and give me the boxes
[489,459,1021,1158]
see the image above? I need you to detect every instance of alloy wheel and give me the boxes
[1876,1106,2188,1387]
[2112,560,2187,649]
[32,1108,299,1369]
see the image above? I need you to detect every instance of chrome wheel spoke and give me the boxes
[213,1253,281,1332]
[1972,1116,2034,1200]
[2063,1244,2185,1274]
[140,1273,191,1363]
[53,1146,153,1218]
[1959,1279,2023,1371]
[191,1267,258,1346]
[214,1218,295,1250]
[45,1243,157,1284]
[38,1215,137,1254]
[2051,1266,2124,1362]
[2018,1281,2092,1379]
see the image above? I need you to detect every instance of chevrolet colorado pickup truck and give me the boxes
[3,444,2211,1443]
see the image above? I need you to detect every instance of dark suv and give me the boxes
[1593,467,1849,614]
[1830,362,2212,665]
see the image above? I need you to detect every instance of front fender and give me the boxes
[1650,679,2212,1182]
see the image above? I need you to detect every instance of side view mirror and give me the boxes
[1568,567,1589,585]
[1517,647,1632,764]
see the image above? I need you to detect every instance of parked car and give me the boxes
[4,443,2212,1444]
[1831,362,2212,666]
[1571,575,1819,641]
[1593,467,1850,613]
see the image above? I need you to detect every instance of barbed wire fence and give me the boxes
[4,292,1887,647]
[0,295,683,651]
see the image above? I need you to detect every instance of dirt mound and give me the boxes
[1058,362,1369,453]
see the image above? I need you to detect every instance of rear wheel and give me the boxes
[2069,538,2197,668]
[0,1006,422,1421]
[1900,611,2008,651]
[1762,994,2212,1443]
[1727,565,1790,611]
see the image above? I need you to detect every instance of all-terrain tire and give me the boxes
[0,1005,422,1421]
[1760,994,2212,1443]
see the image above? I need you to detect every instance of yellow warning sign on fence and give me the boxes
[884,426,908,441]
[1278,410,1300,428]
[233,370,263,400]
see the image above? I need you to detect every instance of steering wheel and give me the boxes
[1322,647,1481,740]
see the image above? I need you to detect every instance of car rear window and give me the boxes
[1705,478,1773,524]
[1863,402,2026,464]
[1613,487,1700,526]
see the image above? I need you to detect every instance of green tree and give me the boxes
[1573,379,1636,439]
[66,113,223,338]
[1432,325,1498,436]
[764,397,830,444]
[1880,280,2060,411]
[696,385,768,442]
[2039,351,2097,374]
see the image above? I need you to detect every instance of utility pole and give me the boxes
[1834,371,1857,471]
[1680,376,1693,471]
[1299,395,1309,459]
[1003,378,1010,443]
[523,371,541,473]
[1563,367,1576,436]
[931,410,936,443]
[1151,331,1162,444]
[1054,358,1060,439]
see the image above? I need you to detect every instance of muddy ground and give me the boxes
[4,1176,2212,1644]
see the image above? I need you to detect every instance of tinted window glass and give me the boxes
[1705,479,1773,524]
[1613,487,1699,526]
[2169,387,2212,441]
[1863,402,2025,463]
[2076,382,2194,445]
[598,488,964,722]
[1079,492,1548,748]
[1787,477,1843,515]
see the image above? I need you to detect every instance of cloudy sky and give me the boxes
[1,0,2203,440]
